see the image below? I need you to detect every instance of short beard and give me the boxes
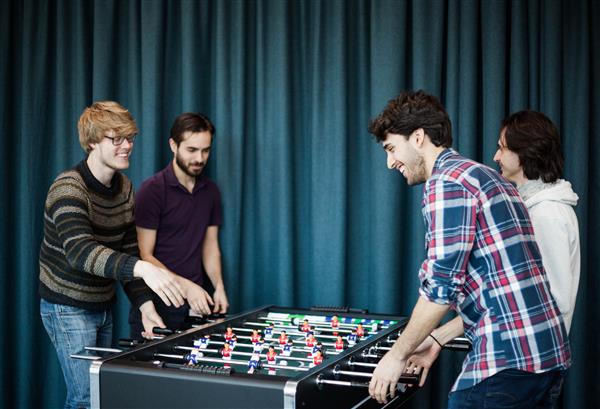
[175,152,204,178]
[405,147,427,186]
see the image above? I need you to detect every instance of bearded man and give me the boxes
[129,113,229,338]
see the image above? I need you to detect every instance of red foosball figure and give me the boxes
[305,332,316,348]
[266,345,277,363]
[312,350,323,366]
[356,323,366,338]
[300,319,311,333]
[220,342,232,360]
[335,335,345,351]
[331,315,339,335]
[250,329,261,344]
[278,330,288,345]
[224,326,235,341]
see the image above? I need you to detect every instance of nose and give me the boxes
[122,138,134,149]
[386,152,395,169]
[493,149,501,163]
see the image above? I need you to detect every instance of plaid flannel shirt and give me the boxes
[419,149,571,392]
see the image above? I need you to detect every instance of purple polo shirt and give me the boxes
[134,162,222,285]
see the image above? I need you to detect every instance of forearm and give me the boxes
[203,253,225,290]
[137,253,170,272]
[388,296,450,361]
[430,316,464,345]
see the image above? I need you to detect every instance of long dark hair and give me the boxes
[502,110,563,183]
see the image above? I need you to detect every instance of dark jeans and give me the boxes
[448,369,564,409]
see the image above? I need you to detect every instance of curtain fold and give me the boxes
[1,1,598,408]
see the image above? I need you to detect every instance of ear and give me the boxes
[169,138,177,154]
[412,128,425,148]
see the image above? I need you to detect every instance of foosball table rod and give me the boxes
[154,353,310,372]
[173,345,315,363]
[233,324,343,340]
[256,316,388,331]
[331,365,420,385]
[242,321,359,336]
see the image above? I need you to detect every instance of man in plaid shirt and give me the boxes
[367,91,570,408]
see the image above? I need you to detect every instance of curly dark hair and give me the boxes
[170,112,215,145]
[368,90,452,147]
[502,110,563,183]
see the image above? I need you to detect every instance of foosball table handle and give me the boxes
[153,327,175,336]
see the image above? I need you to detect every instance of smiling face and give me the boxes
[382,132,427,185]
[170,131,212,178]
[91,130,134,171]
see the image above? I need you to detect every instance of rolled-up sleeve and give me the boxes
[418,178,478,306]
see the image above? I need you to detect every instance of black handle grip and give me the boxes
[152,327,174,335]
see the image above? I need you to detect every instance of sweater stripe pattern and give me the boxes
[39,160,149,311]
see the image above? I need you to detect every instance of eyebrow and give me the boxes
[383,143,392,151]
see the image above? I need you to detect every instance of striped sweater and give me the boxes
[39,159,152,311]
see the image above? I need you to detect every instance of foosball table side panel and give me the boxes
[95,361,286,409]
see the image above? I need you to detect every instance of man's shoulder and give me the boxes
[45,167,89,208]
[49,167,86,194]
[430,154,511,198]
[138,166,169,193]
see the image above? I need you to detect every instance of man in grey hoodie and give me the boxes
[494,110,580,334]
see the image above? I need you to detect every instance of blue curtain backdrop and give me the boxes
[1,0,598,408]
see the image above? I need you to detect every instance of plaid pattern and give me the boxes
[418,149,570,392]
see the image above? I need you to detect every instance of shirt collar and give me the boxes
[431,148,457,174]
[77,158,122,197]
[165,161,207,193]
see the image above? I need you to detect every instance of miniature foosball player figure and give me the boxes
[252,338,265,354]
[311,342,323,358]
[311,349,324,367]
[264,323,275,339]
[194,334,211,349]
[250,329,261,344]
[247,353,262,374]
[346,329,358,346]
[227,334,238,349]
[186,347,203,366]
[356,323,367,338]
[305,332,317,348]
[282,339,294,356]
[334,334,346,351]
[220,342,232,360]
[224,326,235,341]
[331,315,340,334]
[278,330,288,345]
[266,345,277,364]
[300,319,311,333]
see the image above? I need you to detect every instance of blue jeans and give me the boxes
[40,299,113,409]
[448,369,565,409]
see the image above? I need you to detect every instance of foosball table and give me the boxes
[89,305,466,408]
